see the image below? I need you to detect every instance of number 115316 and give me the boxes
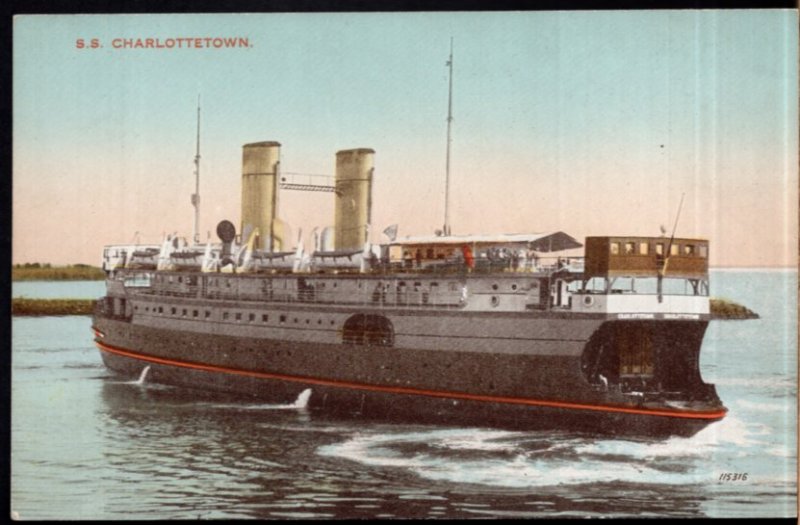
[719,473,748,481]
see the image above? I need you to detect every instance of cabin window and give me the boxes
[280,315,286,323]
[178,276,183,283]
[639,242,649,255]
[655,243,664,256]
[223,312,229,320]
[235,313,242,321]
[193,310,198,318]
[205,311,211,318]
[168,276,174,283]
[171,307,177,315]
[610,242,620,255]
[182,308,188,316]
[158,306,163,313]
[249,313,255,322]
[684,244,695,256]
[262,314,269,322]
[624,242,635,254]
[698,245,708,258]
[670,244,680,256]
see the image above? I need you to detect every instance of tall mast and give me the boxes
[191,95,201,244]
[443,37,454,237]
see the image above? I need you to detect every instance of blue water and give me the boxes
[10,271,797,519]
[12,280,105,299]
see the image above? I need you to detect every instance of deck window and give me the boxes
[684,244,695,256]
[624,242,635,254]
[610,242,620,255]
[670,244,680,256]
[698,245,708,258]
[655,243,664,256]
[639,242,649,255]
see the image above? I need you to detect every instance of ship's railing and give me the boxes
[137,279,466,309]
[201,287,466,309]
[378,255,584,275]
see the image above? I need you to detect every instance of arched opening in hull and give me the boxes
[342,314,394,347]
[581,320,715,400]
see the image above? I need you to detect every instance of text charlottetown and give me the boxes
[76,37,252,50]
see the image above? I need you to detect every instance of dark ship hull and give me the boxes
[92,283,725,437]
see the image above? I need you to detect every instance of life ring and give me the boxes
[582,295,594,307]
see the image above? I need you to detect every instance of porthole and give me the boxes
[511,284,518,291]
[490,296,500,307]
[492,284,498,291]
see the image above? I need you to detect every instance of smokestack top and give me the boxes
[244,141,282,149]
[336,148,375,156]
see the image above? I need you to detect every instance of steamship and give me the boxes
[93,142,726,437]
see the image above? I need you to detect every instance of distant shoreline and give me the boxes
[12,265,105,281]
[12,298,95,316]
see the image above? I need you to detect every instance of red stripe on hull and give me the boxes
[96,340,727,421]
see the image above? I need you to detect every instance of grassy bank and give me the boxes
[12,264,105,281]
[710,298,759,320]
[12,298,96,316]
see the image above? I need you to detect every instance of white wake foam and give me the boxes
[317,416,783,489]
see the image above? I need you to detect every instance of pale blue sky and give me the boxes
[13,11,798,266]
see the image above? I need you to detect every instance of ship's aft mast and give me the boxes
[191,95,201,244]
[443,37,454,237]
